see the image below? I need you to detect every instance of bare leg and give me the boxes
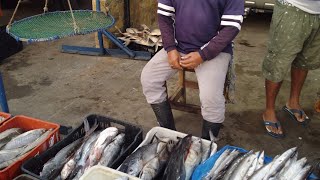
[263,79,283,135]
[286,66,308,122]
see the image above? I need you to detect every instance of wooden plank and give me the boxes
[185,81,198,89]
[169,87,183,102]
[92,0,125,48]
[170,102,201,114]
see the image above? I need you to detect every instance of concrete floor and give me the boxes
[1,3,319,162]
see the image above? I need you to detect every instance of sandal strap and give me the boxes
[264,121,281,128]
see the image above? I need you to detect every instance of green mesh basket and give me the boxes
[6,10,115,42]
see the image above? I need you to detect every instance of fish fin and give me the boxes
[84,119,98,138]
[150,133,159,144]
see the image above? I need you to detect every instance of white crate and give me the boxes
[80,165,140,180]
[137,127,217,154]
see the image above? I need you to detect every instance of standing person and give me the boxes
[141,0,244,139]
[262,0,320,138]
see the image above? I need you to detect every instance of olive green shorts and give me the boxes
[262,1,320,82]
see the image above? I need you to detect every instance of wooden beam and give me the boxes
[170,102,201,114]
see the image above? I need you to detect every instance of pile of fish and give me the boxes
[40,120,126,180]
[119,134,216,180]
[0,128,52,169]
[203,147,312,180]
[115,24,163,52]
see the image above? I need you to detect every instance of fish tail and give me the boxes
[84,119,98,138]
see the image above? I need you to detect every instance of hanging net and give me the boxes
[6,10,114,42]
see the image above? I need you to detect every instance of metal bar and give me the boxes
[0,72,9,113]
[101,30,135,57]
[61,45,151,60]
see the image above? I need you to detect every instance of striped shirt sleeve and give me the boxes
[198,0,244,61]
[220,0,244,30]
[157,0,176,52]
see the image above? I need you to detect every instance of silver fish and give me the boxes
[185,137,202,180]
[262,147,297,180]
[86,127,118,169]
[99,133,125,167]
[40,138,83,179]
[280,157,308,180]
[3,128,46,150]
[255,151,264,171]
[140,156,160,180]
[0,147,24,164]
[222,151,250,180]
[119,142,158,176]
[291,164,312,180]
[0,128,23,148]
[277,153,297,179]
[139,140,175,180]
[206,149,231,179]
[245,151,260,179]
[229,151,257,180]
[209,150,241,180]
[249,159,275,180]
[0,129,52,169]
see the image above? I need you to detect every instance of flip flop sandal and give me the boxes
[283,106,311,126]
[263,120,285,138]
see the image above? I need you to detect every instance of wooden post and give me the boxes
[92,0,125,48]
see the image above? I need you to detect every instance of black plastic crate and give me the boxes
[21,114,143,180]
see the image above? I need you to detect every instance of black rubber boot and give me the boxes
[201,119,222,140]
[150,100,176,130]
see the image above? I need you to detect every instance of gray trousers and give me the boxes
[141,49,231,123]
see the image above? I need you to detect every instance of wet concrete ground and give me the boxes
[1,3,319,162]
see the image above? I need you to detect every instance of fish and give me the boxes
[115,177,129,180]
[0,148,24,164]
[206,149,231,179]
[3,128,46,150]
[139,140,175,180]
[262,147,297,180]
[249,158,275,180]
[40,138,83,179]
[85,127,118,169]
[222,151,250,180]
[162,134,192,180]
[185,137,202,180]
[99,133,125,167]
[0,129,52,169]
[61,158,76,180]
[201,141,211,164]
[139,156,160,180]
[245,151,260,179]
[255,151,264,171]
[290,164,312,180]
[279,157,308,180]
[119,142,158,176]
[229,151,257,180]
[277,152,298,179]
[0,128,23,148]
[208,150,241,180]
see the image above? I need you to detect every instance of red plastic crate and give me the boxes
[0,115,60,180]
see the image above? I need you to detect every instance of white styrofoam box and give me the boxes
[137,127,217,154]
[80,165,140,180]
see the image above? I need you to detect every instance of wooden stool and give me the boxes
[169,69,201,114]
